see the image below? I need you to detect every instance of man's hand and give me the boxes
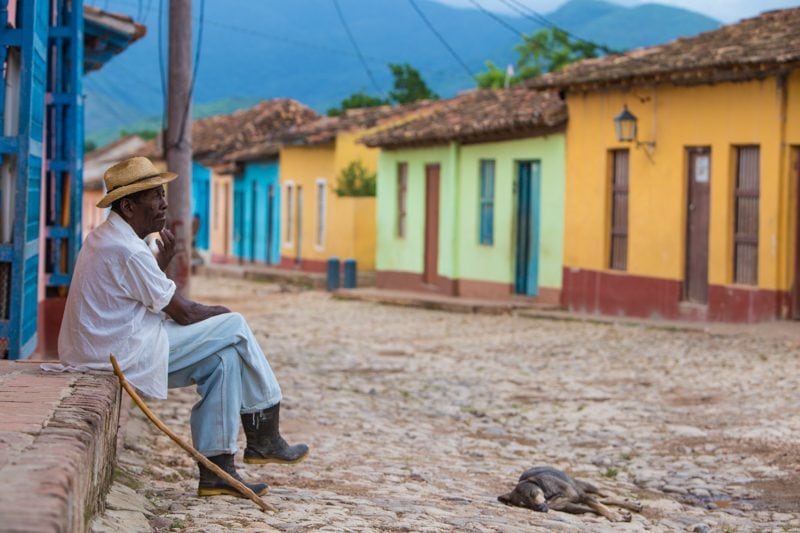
[163,291,231,325]
[156,228,176,271]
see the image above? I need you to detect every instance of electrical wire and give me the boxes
[332,0,383,95]
[466,0,525,37]
[406,0,474,79]
[499,0,619,54]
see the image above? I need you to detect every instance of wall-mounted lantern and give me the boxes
[614,104,655,153]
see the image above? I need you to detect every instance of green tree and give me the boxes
[476,28,604,88]
[84,140,98,153]
[120,129,159,140]
[387,63,438,104]
[327,63,438,115]
[327,91,388,117]
[334,160,376,197]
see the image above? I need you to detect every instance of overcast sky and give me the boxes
[433,0,799,23]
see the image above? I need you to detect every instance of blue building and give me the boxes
[0,1,143,359]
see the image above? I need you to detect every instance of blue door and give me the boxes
[191,162,211,251]
[514,161,540,296]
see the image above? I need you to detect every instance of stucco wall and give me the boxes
[376,135,565,291]
[564,75,799,292]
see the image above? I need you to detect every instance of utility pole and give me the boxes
[165,0,193,294]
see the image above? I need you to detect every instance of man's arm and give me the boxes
[163,291,231,325]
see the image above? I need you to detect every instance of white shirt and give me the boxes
[54,211,176,399]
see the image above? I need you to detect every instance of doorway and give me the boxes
[515,161,540,296]
[424,164,440,285]
[684,147,711,304]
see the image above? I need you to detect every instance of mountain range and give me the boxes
[85,0,721,145]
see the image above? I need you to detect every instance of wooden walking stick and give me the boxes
[109,354,277,513]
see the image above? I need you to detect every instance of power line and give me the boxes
[332,0,383,95]
[466,0,524,37]
[407,0,474,80]
[499,0,619,54]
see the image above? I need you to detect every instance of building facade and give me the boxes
[363,88,566,300]
[528,7,800,322]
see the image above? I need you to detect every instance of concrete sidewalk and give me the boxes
[333,286,800,341]
[0,361,121,532]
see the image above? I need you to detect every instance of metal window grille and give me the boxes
[733,146,759,285]
[479,159,495,245]
[316,180,326,247]
[610,150,629,271]
[284,183,294,243]
[397,163,407,238]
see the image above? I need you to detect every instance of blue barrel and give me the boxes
[343,258,357,288]
[326,257,340,291]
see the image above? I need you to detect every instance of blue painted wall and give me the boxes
[232,161,281,264]
[191,161,210,251]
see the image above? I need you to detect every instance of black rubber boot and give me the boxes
[241,403,309,465]
[197,453,269,497]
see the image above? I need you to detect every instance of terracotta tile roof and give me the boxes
[138,98,319,165]
[225,101,434,163]
[360,87,566,149]
[526,7,800,91]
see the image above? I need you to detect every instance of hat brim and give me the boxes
[96,172,177,208]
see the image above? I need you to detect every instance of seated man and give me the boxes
[55,156,308,497]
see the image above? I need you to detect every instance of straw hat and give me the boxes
[96,157,177,208]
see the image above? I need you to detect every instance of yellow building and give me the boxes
[276,105,427,273]
[528,8,800,322]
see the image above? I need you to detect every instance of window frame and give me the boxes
[315,177,327,250]
[478,159,495,246]
[733,145,759,285]
[284,181,294,246]
[397,162,407,238]
[609,149,629,271]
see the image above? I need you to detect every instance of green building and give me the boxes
[361,87,567,302]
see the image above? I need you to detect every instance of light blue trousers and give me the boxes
[164,312,282,456]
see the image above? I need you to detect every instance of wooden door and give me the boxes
[424,164,440,285]
[515,161,541,296]
[684,148,711,303]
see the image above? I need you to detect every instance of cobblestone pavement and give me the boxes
[94,276,800,532]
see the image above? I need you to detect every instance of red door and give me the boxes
[424,164,440,285]
[684,148,711,303]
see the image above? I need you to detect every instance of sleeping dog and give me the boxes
[498,466,643,522]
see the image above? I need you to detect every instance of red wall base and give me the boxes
[562,267,791,323]
[32,297,66,361]
[279,256,327,273]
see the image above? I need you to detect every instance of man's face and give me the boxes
[124,186,168,238]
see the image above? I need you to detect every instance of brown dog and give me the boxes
[498,466,643,522]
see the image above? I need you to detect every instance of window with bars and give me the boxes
[316,179,326,248]
[397,162,407,238]
[284,182,294,244]
[733,146,759,285]
[609,150,629,271]
[479,159,495,245]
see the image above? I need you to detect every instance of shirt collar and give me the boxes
[107,210,142,242]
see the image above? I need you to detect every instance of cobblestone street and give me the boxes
[95,276,800,532]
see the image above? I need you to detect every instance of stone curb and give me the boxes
[0,364,121,532]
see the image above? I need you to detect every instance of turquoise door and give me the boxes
[514,161,540,296]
